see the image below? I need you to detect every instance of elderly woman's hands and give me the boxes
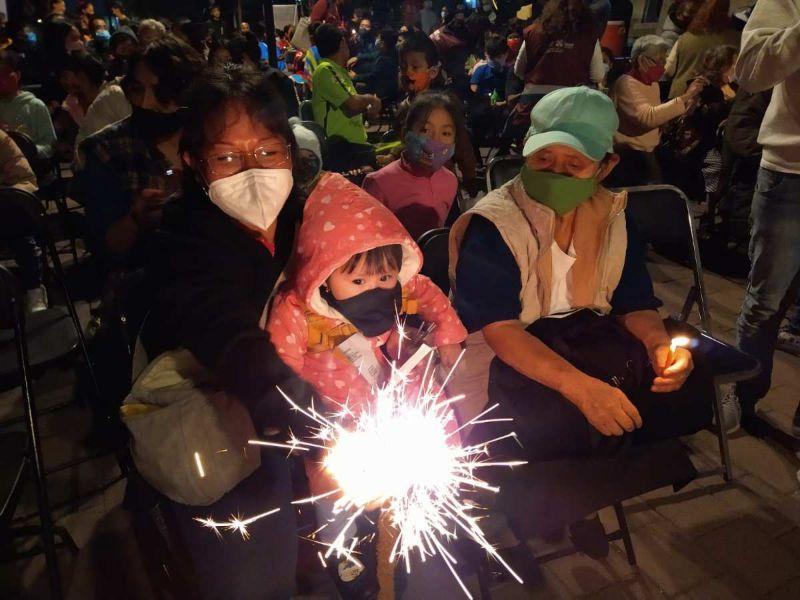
[649,344,694,393]
[681,77,708,110]
[568,374,643,437]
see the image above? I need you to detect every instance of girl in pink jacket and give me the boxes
[267,173,467,595]
[267,171,467,414]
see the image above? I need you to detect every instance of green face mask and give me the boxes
[520,166,599,216]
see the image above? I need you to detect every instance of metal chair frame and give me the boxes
[0,265,77,600]
[613,184,760,481]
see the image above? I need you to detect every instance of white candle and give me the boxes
[668,336,691,365]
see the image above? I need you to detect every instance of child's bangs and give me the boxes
[340,244,404,275]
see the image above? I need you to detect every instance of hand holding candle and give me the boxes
[651,336,694,393]
[668,336,691,367]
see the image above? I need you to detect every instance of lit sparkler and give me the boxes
[196,337,526,597]
[196,508,281,540]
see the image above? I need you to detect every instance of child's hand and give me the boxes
[437,344,463,372]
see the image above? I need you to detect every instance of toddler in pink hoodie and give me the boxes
[266,173,467,593]
[268,171,467,412]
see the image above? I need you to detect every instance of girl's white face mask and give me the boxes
[207,168,293,232]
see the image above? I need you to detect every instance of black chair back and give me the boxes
[486,155,524,192]
[5,130,49,186]
[417,228,451,295]
[621,185,711,332]
[0,264,22,332]
[299,99,314,122]
[0,185,46,242]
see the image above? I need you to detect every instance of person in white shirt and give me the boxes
[726,0,800,436]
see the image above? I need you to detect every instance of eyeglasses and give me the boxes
[202,143,292,177]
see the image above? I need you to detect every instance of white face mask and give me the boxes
[207,168,293,232]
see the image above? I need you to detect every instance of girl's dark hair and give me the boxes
[180,64,299,170]
[698,45,737,86]
[142,34,205,105]
[540,0,596,43]
[403,90,465,145]
[60,50,105,86]
[340,244,404,276]
[688,0,731,34]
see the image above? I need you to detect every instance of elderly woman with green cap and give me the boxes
[447,86,713,556]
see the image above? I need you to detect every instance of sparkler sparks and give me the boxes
[196,340,526,596]
[196,508,281,540]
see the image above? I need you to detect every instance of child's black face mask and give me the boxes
[322,283,402,338]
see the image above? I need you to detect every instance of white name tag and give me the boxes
[337,333,382,388]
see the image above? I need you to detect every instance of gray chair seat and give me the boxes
[0,307,78,388]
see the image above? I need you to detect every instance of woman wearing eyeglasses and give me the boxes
[141,65,305,599]
[608,34,705,187]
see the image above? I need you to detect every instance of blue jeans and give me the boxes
[782,291,800,333]
[736,167,800,410]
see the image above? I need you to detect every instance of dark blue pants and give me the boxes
[736,168,800,410]
[167,450,298,600]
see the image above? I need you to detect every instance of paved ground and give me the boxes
[2,246,800,599]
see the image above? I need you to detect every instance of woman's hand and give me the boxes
[566,374,643,437]
[681,77,707,108]
[130,188,168,230]
[649,345,693,393]
[437,343,463,371]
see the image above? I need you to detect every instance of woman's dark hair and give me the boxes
[378,29,399,53]
[142,34,204,105]
[340,244,404,276]
[688,0,731,34]
[41,19,77,67]
[180,64,298,170]
[403,90,466,145]
[315,23,344,58]
[60,50,105,86]
[540,0,596,43]
[698,45,737,86]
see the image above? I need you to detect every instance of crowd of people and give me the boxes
[1,0,799,598]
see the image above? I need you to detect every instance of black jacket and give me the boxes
[143,181,302,421]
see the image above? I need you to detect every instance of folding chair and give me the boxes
[5,130,80,264]
[299,99,314,122]
[0,187,100,413]
[485,154,524,192]
[416,228,451,296]
[622,184,760,481]
[0,265,78,600]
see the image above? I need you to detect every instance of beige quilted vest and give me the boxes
[446,176,628,433]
